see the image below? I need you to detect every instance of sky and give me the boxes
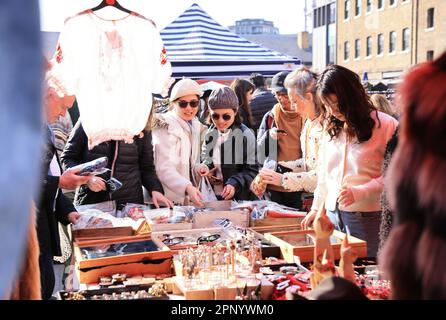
[39,0,310,34]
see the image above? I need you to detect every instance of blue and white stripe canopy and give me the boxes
[160,3,300,79]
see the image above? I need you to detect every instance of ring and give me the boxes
[92,178,97,183]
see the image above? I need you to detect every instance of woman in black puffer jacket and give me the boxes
[61,120,172,210]
[198,86,259,201]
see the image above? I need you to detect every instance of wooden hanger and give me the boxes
[91,0,131,14]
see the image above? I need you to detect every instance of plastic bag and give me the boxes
[250,159,276,198]
[199,176,218,202]
[72,209,114,230]
[69,157,109,176]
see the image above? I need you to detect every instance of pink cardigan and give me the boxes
[311,111,398,213]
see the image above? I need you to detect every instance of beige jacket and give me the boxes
[151,111,205,204]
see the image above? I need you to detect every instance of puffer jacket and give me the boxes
[250,88,277,129]
[201,123,259,201]
[61,121,164,209]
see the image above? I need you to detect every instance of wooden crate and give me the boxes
[250,217,303,228]
[69,226,135,242]
[193,210,249,228]
[74,235,173,284]
[265,229,367,263]
[250,224,302,235]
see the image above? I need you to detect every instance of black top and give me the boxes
[61,121,164,209]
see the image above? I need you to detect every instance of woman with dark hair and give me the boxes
[301,65,398,258]
[379,51,446,299]
[230,78,255,130]
[199,86,259,201]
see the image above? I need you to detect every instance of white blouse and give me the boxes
[281,118,323,192]
[311,111,398,213]
[53,10,172,149]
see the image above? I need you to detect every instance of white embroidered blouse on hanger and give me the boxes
[53,10,172,149]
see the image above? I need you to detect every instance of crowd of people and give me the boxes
[6,48,446,300]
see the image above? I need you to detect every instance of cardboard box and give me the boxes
[265,229,367,263]
[74,235,173,284]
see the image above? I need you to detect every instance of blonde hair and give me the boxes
[370,94,394,116]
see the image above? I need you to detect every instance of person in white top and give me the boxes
[302,65,398,258]
[152,79,206,206]
[259,66,323,194]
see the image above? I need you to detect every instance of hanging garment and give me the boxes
[53,10,172,149]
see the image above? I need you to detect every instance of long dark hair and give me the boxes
[230,78,255,128]
[317,65,377,142]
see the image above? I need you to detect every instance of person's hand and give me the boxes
[59,168,91,189]
[313,207,334,240]
[196,164,210,176]
[338,186,355,207]
[207,168,223,185]
[87,176,106,192]
[151,191,173,209]
[67,211,81,224]
[259,168,283,186]
[269,128,287,140]
[186,184,204,207]
[301,209,317,229]
[220,184,235,200]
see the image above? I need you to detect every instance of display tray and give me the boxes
[250,217,304,228]
[152,227,281,258]
[249,224,302,235]
[193,210,249,228]
[69,225,135,242]
[74,235,172,270]
[57,284,169,300]
[74,235,173,284]
[151,227,226,253]
[264,229,367,263]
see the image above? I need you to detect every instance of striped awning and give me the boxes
[160,3,300,79]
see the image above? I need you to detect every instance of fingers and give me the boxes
[152,196,160,208]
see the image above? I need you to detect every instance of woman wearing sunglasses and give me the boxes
[152,78,207,206]
[199,86,259,201]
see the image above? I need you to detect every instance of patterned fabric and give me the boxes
[53,10,172,148]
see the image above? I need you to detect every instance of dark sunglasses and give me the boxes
[177,100,199,108]
[211,113,232,121]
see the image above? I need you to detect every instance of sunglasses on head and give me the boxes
[211,113,232,121]
[177,100,199,108]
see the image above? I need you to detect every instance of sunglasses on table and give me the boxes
[177,100,200,108]
[210,113,232,121]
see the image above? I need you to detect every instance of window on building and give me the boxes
[402,28,410,51]
[344,41,350,60]
[355,0,361,16]
[389,0,396,6]
[389,31,396,53]
[313,9,317,28]
[378,33,384,55]
[366,0,372,13]
[322,5,326,26]
[355,39,360,58]
[378,0,384,9]
[328,3,336,24]
[317,7,322,27]
[345,0,350,20]
[427,8,434,28]
[427,50,434,61]
[367,36,372,56]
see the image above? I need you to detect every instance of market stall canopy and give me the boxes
[160,3,300,80]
